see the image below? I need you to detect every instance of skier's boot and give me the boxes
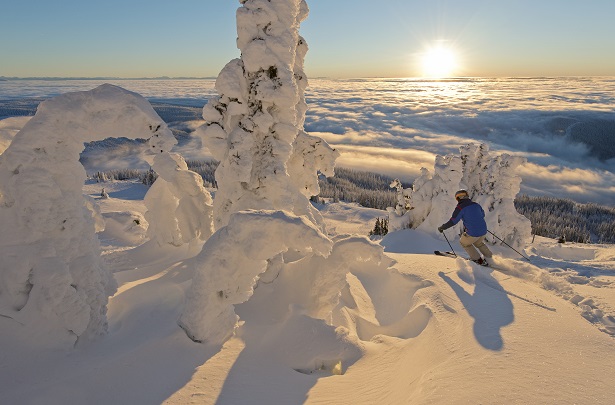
[473,257,489,267]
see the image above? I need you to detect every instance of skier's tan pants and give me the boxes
[460,233,492,261]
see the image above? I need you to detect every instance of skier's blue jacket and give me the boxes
[440,198,488,237]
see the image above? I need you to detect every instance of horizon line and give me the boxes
[2,75,615,81]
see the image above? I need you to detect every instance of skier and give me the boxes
[438,189,492,266]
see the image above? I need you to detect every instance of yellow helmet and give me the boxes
[455,189,469,201]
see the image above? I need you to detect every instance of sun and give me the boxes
[421,46,458,78]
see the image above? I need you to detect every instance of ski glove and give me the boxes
[437,226,444,233]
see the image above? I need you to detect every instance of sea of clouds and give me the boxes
[1,77,614,204]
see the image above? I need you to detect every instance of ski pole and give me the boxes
[487,230,531,262]
[442,231,457,257]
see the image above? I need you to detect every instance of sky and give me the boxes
[1,0,614,78]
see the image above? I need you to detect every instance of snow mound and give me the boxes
[100,211,148,246]
[335,263,434,341]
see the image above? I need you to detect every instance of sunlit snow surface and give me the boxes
[1,180,613,404]
[1,77,614,204]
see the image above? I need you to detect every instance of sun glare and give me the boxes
[421,47,458,78]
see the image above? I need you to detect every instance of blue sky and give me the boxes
[1,0,614,78]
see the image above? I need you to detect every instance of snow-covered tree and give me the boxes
[0,84,175,344]
[181,3,390,364]
[199,0,336,231]
[389,143,531,250]
[414,153,463,233]
[286,17,339,225]
[144,152,214,247]
[458,143,531,249]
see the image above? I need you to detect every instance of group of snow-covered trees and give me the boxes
[0,84,177,343]
[316,167,402,209]
[5,0,611,359]
[515,195,615,243]
[92,161,615,244]
[387,143,532,250]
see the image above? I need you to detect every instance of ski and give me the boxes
[434,250,457,258]
[434,250,489,266]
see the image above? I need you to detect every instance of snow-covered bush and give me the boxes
[0,84,175,344]
[180,210,398,349]
[144,152,214,247]
[389,143,531,249]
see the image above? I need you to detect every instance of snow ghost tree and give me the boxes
[387,154,463,233]
[413,154,464,233]
[181,3,387,369]
[0,84,176,344]
[459,144,532,249]
[199,0,337,231]
[387,178,412,230]
[389,143,531,249]
[144,152,214,247]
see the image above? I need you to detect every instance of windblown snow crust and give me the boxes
[0,84,175,344]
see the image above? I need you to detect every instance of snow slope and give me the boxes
[1,180,613,405]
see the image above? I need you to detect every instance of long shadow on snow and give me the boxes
[213,339,321,405]
[439,270,514,351]
[212,308,361,405]
[2,257,218,405]
[87,260,217,405]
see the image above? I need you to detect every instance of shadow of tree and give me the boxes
[213,341,320,405]
[439,270,514,351]
[213,313,362,405]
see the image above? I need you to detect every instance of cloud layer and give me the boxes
[1,77,613,204]
[304,77,615,205]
